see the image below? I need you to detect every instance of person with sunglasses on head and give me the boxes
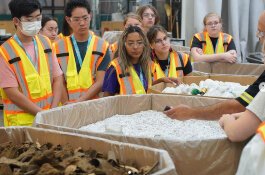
[164,11,265,126]
[0,0,63,126]
[136,4,160,33]
[102,26,152,96]
[54,0,111,104]
[191,12,237,63]
[147,25,192,85]
[39,15,59,43]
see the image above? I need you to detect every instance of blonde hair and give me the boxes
[203,12,222,32]
[203,12,222,25]
[118,26,151,80]
[123,12,142,26]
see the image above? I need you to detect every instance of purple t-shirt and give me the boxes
[102,63,148,95]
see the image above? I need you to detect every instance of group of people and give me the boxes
[0,0,193,126]
[0,0,264,173]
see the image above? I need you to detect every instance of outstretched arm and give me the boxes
[164,99,246,120]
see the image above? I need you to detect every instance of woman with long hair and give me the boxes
[110,12,143,58]
[147,25,192,84]
[102,26,152,96]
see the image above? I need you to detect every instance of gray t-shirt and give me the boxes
[246,91,265,121]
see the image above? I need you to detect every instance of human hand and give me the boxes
[164,104,193,120]
[161,77,181,86]
[168,77,182,85]
[228,50,237,57]
[219,113,237,128]
[223,52,237,63]
[196,48,203,55]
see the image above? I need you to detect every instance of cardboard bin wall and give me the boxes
[0,127,177,175]
[34,94,245,175]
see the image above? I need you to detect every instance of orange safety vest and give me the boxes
[110,58,152,95]
[54,33,108,101]
[57,33,64,40]
[110,42,118,54]
[151,51,189,81]
[193,31,232,54]
[0,35,54,126]
[58,30,95,39]
[257,122,265,142]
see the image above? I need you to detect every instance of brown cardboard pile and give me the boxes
[148,75,257,98]
[34,94,245,175]
[193,62,265,76]
[0,127,176,175]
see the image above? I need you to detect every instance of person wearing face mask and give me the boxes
[54,0,110,104]
[0,0,63,126]
[191,12,237,63]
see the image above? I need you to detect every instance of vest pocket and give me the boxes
[25,74,41,97]
[79,68,90,88]
[42,74,52,92]
[66,71,78,88]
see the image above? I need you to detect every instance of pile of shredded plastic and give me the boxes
[80,110,226,141]
[162,79,249,98]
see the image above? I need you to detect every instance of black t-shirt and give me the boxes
[236,71,265,107]
[70,38,110,73]
[191,36,236,52]
[157,55,192,75]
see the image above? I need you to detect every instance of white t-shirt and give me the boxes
[236,91,265,175]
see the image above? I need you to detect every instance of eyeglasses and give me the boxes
[143,13,156,18]
[154,36,170,45]
[20,15,42,22]
[70,15,90,23]
[256,31,265,38]
[125,41,144,48]
[206,21,220,27]
[44,27,58,33]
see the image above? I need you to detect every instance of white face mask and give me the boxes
[20,21,42,36]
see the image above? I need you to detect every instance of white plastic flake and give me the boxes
[162,79,249,98]
[80,110,226,141]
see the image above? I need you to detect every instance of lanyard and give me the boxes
[164,54,170,77]
[14,34,38,70]
[139,66,145,86]
[71,34,92,68]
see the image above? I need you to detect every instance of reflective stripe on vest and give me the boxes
[0,35,53,126]
[110,42,118,54]
[194,32,232,54]
[257,122,265,142]
[239,92,254,105]
[152,51,188,81]
[111,59,151,95]
[55,33,109,101]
